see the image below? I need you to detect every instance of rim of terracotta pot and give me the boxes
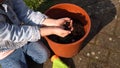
[44,3,91,46]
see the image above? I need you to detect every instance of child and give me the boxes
[0,0,73,68]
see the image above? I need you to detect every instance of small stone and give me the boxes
[87,53,90,57]
[79,58,82,61]
[91,52,95,56]
[98,51,101,54]
[115,15,118,19]
[95,56,99,59]
[109,37,112,41]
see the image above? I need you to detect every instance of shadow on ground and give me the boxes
[26,0,116,68]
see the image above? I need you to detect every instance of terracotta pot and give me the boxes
[44,3,91,58]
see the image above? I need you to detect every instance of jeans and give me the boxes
[0,41,50,68]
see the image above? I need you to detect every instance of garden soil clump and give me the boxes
[48,18,85,44]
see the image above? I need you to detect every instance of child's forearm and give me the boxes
[39,27,54,37]
[39,26,71,37]
[41,18,57,26]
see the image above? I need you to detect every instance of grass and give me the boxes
[24,0,46,10]
[24,0,55,12]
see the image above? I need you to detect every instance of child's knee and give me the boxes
[34,48,50,64]
[25,41,50,64]
[40,50,50,63]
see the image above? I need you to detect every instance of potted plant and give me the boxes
[44,3,91,58]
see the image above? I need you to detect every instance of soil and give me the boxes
[48,18,85,44]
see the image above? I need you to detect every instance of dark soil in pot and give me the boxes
[48,18,85,44]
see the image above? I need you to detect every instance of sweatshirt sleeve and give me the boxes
[0,22,41,51]
[11,0,47,26]
[0,16,40,42]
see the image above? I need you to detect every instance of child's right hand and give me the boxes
[40,26,72,37]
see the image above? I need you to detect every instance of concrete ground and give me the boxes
[27,0,120,68]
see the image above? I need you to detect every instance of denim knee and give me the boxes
[23,41,50,64]
[37,47,50,64]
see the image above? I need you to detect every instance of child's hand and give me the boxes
[40,17,73,37]
[42,17,72,27]
[51,26,72,37]
[54,17,72,26]
[40,26,72,37]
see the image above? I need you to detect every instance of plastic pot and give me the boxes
[44,3,91,58]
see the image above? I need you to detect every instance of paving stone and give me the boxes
[77,43,109,68]
[79,43,109,62]
[96,33,120,53]
[115,5,120,37]
[108,52,120,68]
[117,5,120,18]
[88,59,108,68]
[72,54,89,68]
[115,19,120,38]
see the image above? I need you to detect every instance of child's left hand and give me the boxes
[42,17,72,27]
